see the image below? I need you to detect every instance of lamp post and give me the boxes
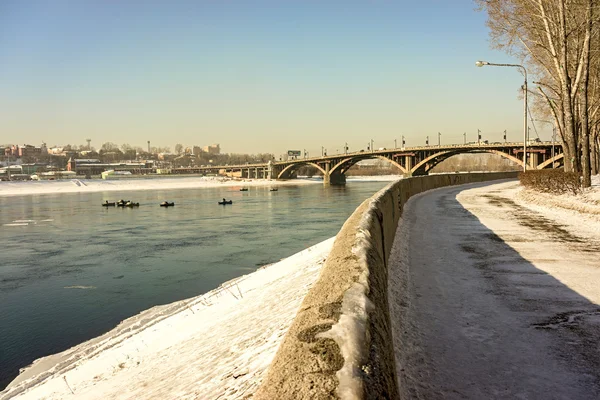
[477,129,482,145]
[370,139,374,153]
[463,132,466,144]
[321,146,324,157]
[344,142,348,155]
[476,60,528,171]
[426,136,429,146]
[402,135,405,148]
[438,132,441,147]
[394,139,397,149]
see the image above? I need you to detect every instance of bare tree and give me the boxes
[477,0,600,186]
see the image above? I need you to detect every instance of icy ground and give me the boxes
[0,175,402,197]
[1,238,335,400]
[0,176,319,197]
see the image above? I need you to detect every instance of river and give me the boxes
[0,180,391,389]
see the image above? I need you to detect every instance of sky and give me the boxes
[0,1,552,156]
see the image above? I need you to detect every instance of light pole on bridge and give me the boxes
[402,135,405,148]
[394,139,397,149]
[426,136,429,146]
[438,132,441,147]
[370,139,374,153]
[321,146,324,157]
[344,142,348,155]
[477,129,481,145]
[463,132,466,144]
[476,60,528,172]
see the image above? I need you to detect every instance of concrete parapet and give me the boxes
[254,172,518,400]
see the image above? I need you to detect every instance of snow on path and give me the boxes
[2,237,335,400]
[389,180,600,399]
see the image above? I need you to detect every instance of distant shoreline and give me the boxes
[0,175,401,197]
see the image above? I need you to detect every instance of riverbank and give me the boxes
[1,237,335,400]
[0,175,401,197]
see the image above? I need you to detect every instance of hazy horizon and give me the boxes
[0,1,552,156]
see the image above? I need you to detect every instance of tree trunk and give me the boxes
[580,0,592,187]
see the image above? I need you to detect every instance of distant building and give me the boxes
[192,146,202,156]
[67,158,152,175]
[202,144,220,154]
[5,144,43,158]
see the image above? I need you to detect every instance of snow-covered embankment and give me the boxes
[1,238,335,400]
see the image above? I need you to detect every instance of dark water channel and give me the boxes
[0,180,390,389]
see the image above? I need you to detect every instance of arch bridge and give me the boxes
[175,142,563,185]
[271,142,563,185]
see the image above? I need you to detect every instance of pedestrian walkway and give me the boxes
[388,181,600,399]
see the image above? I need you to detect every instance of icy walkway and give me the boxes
[2,238,335,400]
[389,181,600,399]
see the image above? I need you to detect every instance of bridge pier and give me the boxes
[323,162,346,185]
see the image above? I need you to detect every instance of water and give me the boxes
[0,181,390,389]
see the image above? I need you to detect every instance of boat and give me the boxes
[239,188,249,191]
[160,202,175,207]
[218,200,233,205]
[102,201,116,207]
[124,201,139,207]
[269,188,278,191]
[117,200,129,207]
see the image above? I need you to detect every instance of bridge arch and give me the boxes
[277,162,326,179]
[537,153,564,169]
[411,149,526,175]
[329,155,407,175]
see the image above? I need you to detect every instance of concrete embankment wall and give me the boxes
[254,172,518,400]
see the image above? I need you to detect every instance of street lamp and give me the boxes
[438,132,441,147]
[463,132,466,144]
[477,129,482,145]
[476,60,528,171]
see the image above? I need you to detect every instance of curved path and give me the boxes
[389,181,600,399]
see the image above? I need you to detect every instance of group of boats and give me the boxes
[101,199,140,207]
[100,187,280,208]
[101,200,171,207]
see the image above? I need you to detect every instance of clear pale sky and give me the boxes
[0,1,551,155]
